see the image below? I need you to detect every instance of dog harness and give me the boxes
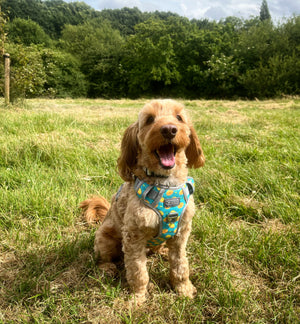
[134,177,195,247]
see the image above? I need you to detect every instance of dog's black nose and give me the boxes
[160,124,178,140]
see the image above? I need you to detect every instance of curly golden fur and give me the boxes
[80,99,205,305]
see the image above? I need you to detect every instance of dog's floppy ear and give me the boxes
[117,122,139,181]
[186,125,205,168]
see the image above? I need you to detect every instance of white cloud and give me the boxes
[204,6,228,20]
[270,0,300,18]
[90,0,141,10]
[180,3,187,15]
[168,0,260,20]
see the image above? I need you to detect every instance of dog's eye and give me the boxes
[176,115,183,122]
[146,115,155,125]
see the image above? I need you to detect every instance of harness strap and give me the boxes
[116,177,195,247]
[134,177,195,247]
[115,183,124,201]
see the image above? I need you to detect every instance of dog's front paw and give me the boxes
[98,262,118,277]
[175,280,197,299]
[126,293,147,308]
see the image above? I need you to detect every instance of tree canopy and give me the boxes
[1,0,299,100]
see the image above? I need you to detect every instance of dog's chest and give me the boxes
[115,178,194,246]
[116,184,160,230]
[134,177,195,246]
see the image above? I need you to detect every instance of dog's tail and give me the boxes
[79,196,110,224]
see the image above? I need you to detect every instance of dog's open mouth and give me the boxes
[155,143,176,169]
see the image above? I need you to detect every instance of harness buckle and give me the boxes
[167,212,179,223]
[164,197,180,208]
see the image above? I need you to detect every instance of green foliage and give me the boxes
[2,0,98,38]
[260,0,271,21]
[181,21,238,97]
[60,20,124,97]
[280,15,300,50]
[235,19,276,70]
[235,16,300,97]
[1,0,300,99]
[202,54,239,97]
[98,7,147,36]
[5,43,87,100]
[123,18,180,96]
[0,6,8,54]
[41,48,87,98]
[7,43,47,101]
[239,53,300,97]
[8,17,51,46]
[60,19,124,60]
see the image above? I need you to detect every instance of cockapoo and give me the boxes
[80,99,205,305]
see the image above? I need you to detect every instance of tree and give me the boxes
[122,18,180,97]
[98,7,146,36]
[8,18,51,46]
[1,0,300,99]
[0,6,8,55]
[60,20,125,97]
[41,48,87,98]
[260,0,271,21]
[234,20,275,70]
[239,53,300,98]
[6,43,47,101]
[1,0,98,38]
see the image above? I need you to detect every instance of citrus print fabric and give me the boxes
[134,177,195,247]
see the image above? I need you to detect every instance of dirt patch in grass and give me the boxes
[261,218,293,234]
[0,251,17,283]
[220,110,249,124]
[231,195,265,211]
[229,259,269,296]
[206,108,249,125]
[230,215,294,235]
[259,100,297,110]
[26,98,142,120]
[228,258,271,320]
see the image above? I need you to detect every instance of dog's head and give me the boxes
[118,100,205,181]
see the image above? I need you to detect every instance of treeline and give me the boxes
[0,0,299,100]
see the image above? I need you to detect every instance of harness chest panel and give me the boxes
[134,177,195,247]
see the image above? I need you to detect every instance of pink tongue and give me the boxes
[158,144,175,168]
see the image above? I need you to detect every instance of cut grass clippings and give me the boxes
[0,98,299,323]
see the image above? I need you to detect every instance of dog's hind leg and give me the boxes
[94,220,122,276]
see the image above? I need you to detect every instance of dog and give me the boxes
[80,99,205,305]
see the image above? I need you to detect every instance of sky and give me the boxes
[70,0,300,21]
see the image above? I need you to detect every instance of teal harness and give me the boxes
[134,177,195,247]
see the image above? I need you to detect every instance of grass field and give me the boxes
[0,98,299,323]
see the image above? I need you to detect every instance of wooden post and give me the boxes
[3,53,10,105]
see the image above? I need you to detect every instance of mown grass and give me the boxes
[0,98,299,323]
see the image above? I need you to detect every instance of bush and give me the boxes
[8,18,51,46]
[4,43,88,101]
[7,43,47,101]
[60,20,124,97]
[41,49,87,98]
[239,53,300,98]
